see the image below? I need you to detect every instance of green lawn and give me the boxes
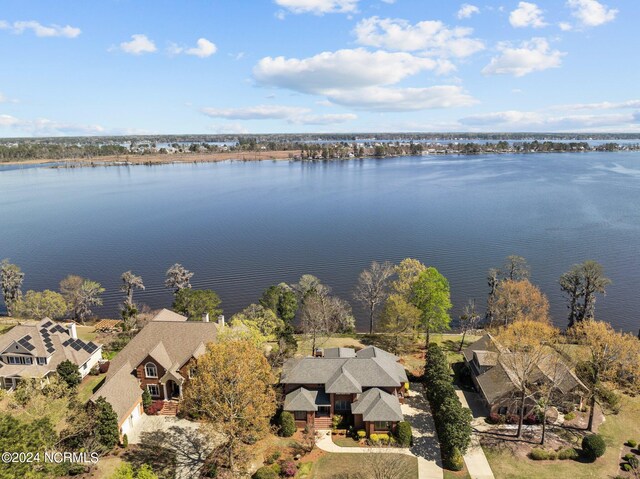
[443,468,472,479]
[77,324,98,342]
[483,394,640,478]
[310,452,418,479]
[78,373,106,403]
[332,436,365,448]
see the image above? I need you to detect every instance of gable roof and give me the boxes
[284,387,321,412]
[105,314,219,382]
[90,360,142,423]
[151,308,189,322]
[324,347,356,358]
[0,319,101,379]
[351,388,404,422]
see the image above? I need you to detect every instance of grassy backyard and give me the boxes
[483,394,640,478]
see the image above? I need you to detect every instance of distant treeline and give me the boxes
[0,143,129,162]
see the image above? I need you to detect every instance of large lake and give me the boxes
[1,153,639,333]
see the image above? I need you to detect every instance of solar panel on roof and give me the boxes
[62,339,72,347]
[23,335,31,341]
[46,346,55,353]
[24,343,35,351]
[71,342,82,351]
[84,343,97,353]
[42,321,52,328]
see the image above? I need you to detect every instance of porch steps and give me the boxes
[159,400,179,416]
[315,417,332,428]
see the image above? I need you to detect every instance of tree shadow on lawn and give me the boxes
[125,425,212,479]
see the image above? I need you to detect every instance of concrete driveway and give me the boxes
[128,415,223,479]
[455,388,495,479]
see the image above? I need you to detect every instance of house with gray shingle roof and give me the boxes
[91,309,220,439]
[463,334,588,416]
[280,345,408,436]
[0,319,102,391]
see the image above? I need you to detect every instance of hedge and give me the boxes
[396,421,412,447]
[424,344,472,469]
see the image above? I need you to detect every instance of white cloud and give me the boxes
[0,20,81,38]
[552,99,640,111]
[567,0,617,27]
[353,16,484,58]
[254,48,450,94]
[210,123,250,134]
[186,38,217,58]
[459,109,639,131]
[0,114,105,136]
[274,0,358,15]
[170,38,217,58]
[202,104,357,124]
[482,38,564,77]
[324,85,477,111]
[509,2,548,28]
[120,34,157,55]
[253,48,475,111]
[457,4,480,19]
[559,22,573,31]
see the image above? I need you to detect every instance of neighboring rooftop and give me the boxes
[281,345,408,393]
[0,319,101,378]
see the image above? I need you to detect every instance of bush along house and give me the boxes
[90,309,221,438]
[280,346,408,436]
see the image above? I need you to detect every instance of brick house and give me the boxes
[463,334,588,416]
[0,319,102,391]
[91,309,220,438]
[280,346,408,436]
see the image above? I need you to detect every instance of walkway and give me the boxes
[315,383,443,479]
[455,388,495,479]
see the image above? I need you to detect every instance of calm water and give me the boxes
[1,153,639,333]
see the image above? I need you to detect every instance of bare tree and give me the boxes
[354,261,395,334]
[459,299,480,351]
[560,260,611,327]
[503,255,530,281]
[165,263,193,295]
[1,259,24,316]
[120,271,145,307]
[300,293,354,355]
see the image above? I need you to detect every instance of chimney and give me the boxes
[217,315,225,327]
[67,323,77,339]
[202,312,210,323]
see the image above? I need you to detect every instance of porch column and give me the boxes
[162,383,168,401]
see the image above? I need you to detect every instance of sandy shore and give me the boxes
[0,149,302,166]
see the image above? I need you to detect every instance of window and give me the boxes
[335,400,350,411]
[498,406,508,415]
[6,356,32,365]
[147,384,160,397]
[37,357,46,365]
[374,421,390,430]
[294,411,306,421]
[145,362,158,378]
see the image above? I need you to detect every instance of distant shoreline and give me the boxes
[1,145,636,169]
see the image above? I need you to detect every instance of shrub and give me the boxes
[145,400,164,415]
[530,448,552,460]
[445,447,464,471]
[253,466,278,479]
[506,414,519,424]
[378,433,390,444]
[627,439,638,448]
[57,360,82,388]
[623,453,635,462]
[265,450,281,465]
[628,456,639,469]
[280,461,297,477]
[121,434,128,448]
[564,412,576,421]
[357,430,366,440]
[332,414,343,430]
[623,464,632,472]
[396,421,412,447]
[582,434,606,461]
[142,389,152,410]
[279,411,296,438]
[370,433,379,444]
[557,448,579,460]
[202,462,217,478]
[524,413,539,425]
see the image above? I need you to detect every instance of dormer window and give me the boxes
[145,362,158,378]
[37,357,46,365]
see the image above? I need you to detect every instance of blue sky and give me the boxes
[1,0,638,136]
